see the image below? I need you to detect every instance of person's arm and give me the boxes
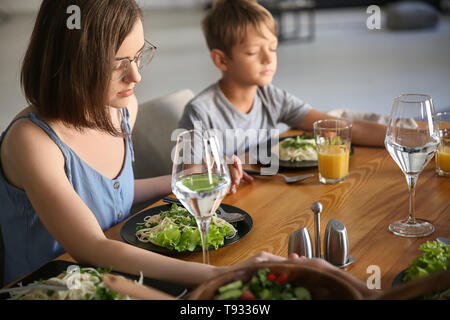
[228,154,253,194]
[297,109,386,147]
[133,175,171,205]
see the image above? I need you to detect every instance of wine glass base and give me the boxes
[388,218,435,238]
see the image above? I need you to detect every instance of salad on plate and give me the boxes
[135,204,237,252]
[276,136,317,162]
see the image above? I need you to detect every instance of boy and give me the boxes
[178,0,386,158]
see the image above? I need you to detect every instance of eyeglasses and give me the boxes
[112,40,157,81]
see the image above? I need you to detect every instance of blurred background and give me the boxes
[0,0,449,131]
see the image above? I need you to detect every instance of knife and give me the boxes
[163,196,183,207]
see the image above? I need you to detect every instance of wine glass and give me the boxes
[171,130,231,264]
[385,94,440,237]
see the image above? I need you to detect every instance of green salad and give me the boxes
[403,241,450,300]
[281,136,317,150]
[214,268,312,300]
[278,136,318,162]
[135,204,237,252]
[10,266,136,300]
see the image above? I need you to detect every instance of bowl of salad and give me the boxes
[189,263,363,300]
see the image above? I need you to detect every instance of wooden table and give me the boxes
[57,130,449,292]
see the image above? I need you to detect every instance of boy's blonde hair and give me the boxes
[202,0,276,58]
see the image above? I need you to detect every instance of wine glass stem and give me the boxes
[197,217,211,265]
[405,174,418,224]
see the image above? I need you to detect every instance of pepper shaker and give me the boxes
[324,218,355,268]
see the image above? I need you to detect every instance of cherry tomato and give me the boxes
[266,273,277,282]
[276,274,288,284]
[240,289,256,300]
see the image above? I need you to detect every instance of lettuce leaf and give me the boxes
[281,136,316,150]
[146,205,236,252]
[403,241,450,282]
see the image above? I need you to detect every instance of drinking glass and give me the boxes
[385,94,440,237]
[172,130,231,264]
[435,112,450,177]
[314,119,352,184]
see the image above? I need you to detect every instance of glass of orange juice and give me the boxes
[436,112,450,177]
[313,119,352,184]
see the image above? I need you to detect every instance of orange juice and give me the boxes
[318,145,350,180]
[436,145,450,173]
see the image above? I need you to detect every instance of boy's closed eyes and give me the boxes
[241,36,278,54]
[245,46,277,56]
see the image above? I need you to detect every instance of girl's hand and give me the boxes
[228,154,253,194]
[225,251,290,273]
[287,253,337,272]
[216,252,312,276]
[231,252,334,272]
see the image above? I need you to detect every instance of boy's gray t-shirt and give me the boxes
[178,82,312,157]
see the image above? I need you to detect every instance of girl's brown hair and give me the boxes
[202,0,276,58]
[21,0,142,136]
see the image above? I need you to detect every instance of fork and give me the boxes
[244,169,314,184]
[162,197,246,223]
[0,281,69,295]
[215,206,246,223]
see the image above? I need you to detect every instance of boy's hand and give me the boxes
[228,154,253,194]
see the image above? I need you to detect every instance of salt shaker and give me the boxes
[288,227,313,258]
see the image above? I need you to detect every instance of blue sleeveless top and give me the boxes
[0,108,135,285]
